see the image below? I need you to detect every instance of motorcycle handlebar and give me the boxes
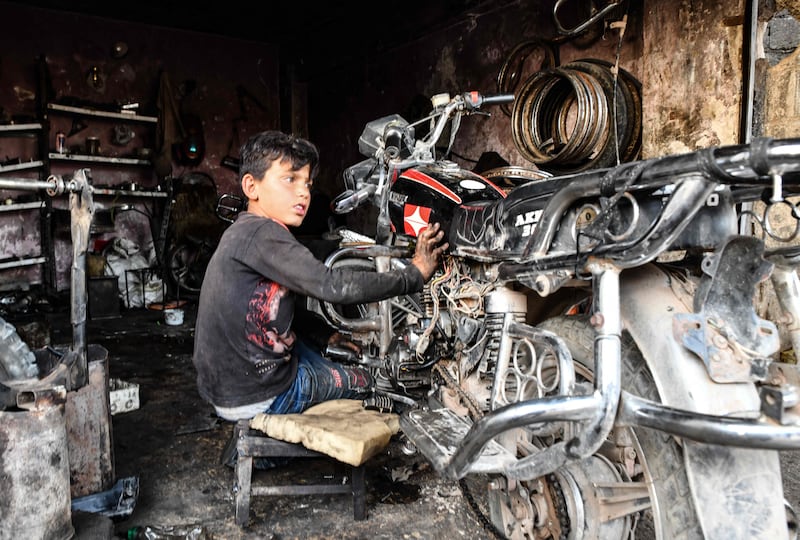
[462,91,515,110]
[332,184,377,214]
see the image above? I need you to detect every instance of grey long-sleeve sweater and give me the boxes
[192,212,423,408]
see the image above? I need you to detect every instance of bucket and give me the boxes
[0,386,75,540]
[164,307,184,326]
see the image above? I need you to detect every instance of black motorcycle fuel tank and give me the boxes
[388,162,506,239]
[449,175,560,260]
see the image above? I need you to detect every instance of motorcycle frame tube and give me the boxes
[523,174,716,268]
[618,392,800,448]
[498,175,725,283]
[445,265,622,481]
[520,138,800,261]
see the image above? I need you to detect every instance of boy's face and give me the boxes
[242,158,312,227]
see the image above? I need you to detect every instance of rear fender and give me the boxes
[619,264,760,413]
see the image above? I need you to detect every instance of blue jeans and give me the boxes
[265,339,373,415]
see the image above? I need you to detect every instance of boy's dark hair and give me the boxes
[239,130,320,182]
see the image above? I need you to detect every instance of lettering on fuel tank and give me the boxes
[515,209,543,237]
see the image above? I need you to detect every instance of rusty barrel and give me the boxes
[0,385,75,540]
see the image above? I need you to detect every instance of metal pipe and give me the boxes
[445,392,600,479]
[446,266,623,481]
[0,176,60,192]
[618,391,800,449]
[740,0,758,146]
[502,264,620,481]
[319,245,411,333]
[67,169,94,389]
[739,0,759,234]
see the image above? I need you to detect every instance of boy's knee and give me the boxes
[347,366,372,390]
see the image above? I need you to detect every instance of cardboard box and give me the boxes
[109,378,139,415]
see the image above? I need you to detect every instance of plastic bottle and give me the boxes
[126,525,209,540]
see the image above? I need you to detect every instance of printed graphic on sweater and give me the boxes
[246,280,295,355]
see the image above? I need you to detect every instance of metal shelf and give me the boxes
[47,103,157,123]
[49,153,151,166]
[0,123,43,133]
[91,188,168,198]
[0,256,47,271]
[0,201,44,212]
[0,160,44,173]
[0,114,49,286]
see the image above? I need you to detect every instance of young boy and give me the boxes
[192,130,447,421]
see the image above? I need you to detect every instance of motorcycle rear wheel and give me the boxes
[483,315,703,540]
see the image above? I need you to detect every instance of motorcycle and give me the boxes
[308,90,800,539]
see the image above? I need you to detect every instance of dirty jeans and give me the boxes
[265,338,373,415]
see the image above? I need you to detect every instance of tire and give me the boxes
[167,241,213,295]
[0,316,38,382]
[534,315,703,540]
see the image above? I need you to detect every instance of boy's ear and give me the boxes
[241,173,258,200]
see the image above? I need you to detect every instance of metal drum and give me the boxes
[0,386,75,540]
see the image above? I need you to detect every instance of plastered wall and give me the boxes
[1,0,798,296]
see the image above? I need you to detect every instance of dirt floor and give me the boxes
[37,301,492,540]
[7,298,800,539]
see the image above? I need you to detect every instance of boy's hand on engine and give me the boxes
[327,332,362,357]
[412,222,448,281]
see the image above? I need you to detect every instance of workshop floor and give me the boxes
[16,297,800,540]
[40,301,492,540]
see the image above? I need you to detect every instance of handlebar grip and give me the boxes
[481,93,515,105]
[331,185,377,214]
[462,91,515,110]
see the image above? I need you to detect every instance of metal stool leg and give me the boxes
[235,454,253,527]
[231,420,252,527]
[352,464,366,520]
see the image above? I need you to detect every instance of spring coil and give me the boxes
[482,312,507,374]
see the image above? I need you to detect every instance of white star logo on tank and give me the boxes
[403,204,431,236]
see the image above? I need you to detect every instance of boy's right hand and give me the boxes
[411,222,448,281]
